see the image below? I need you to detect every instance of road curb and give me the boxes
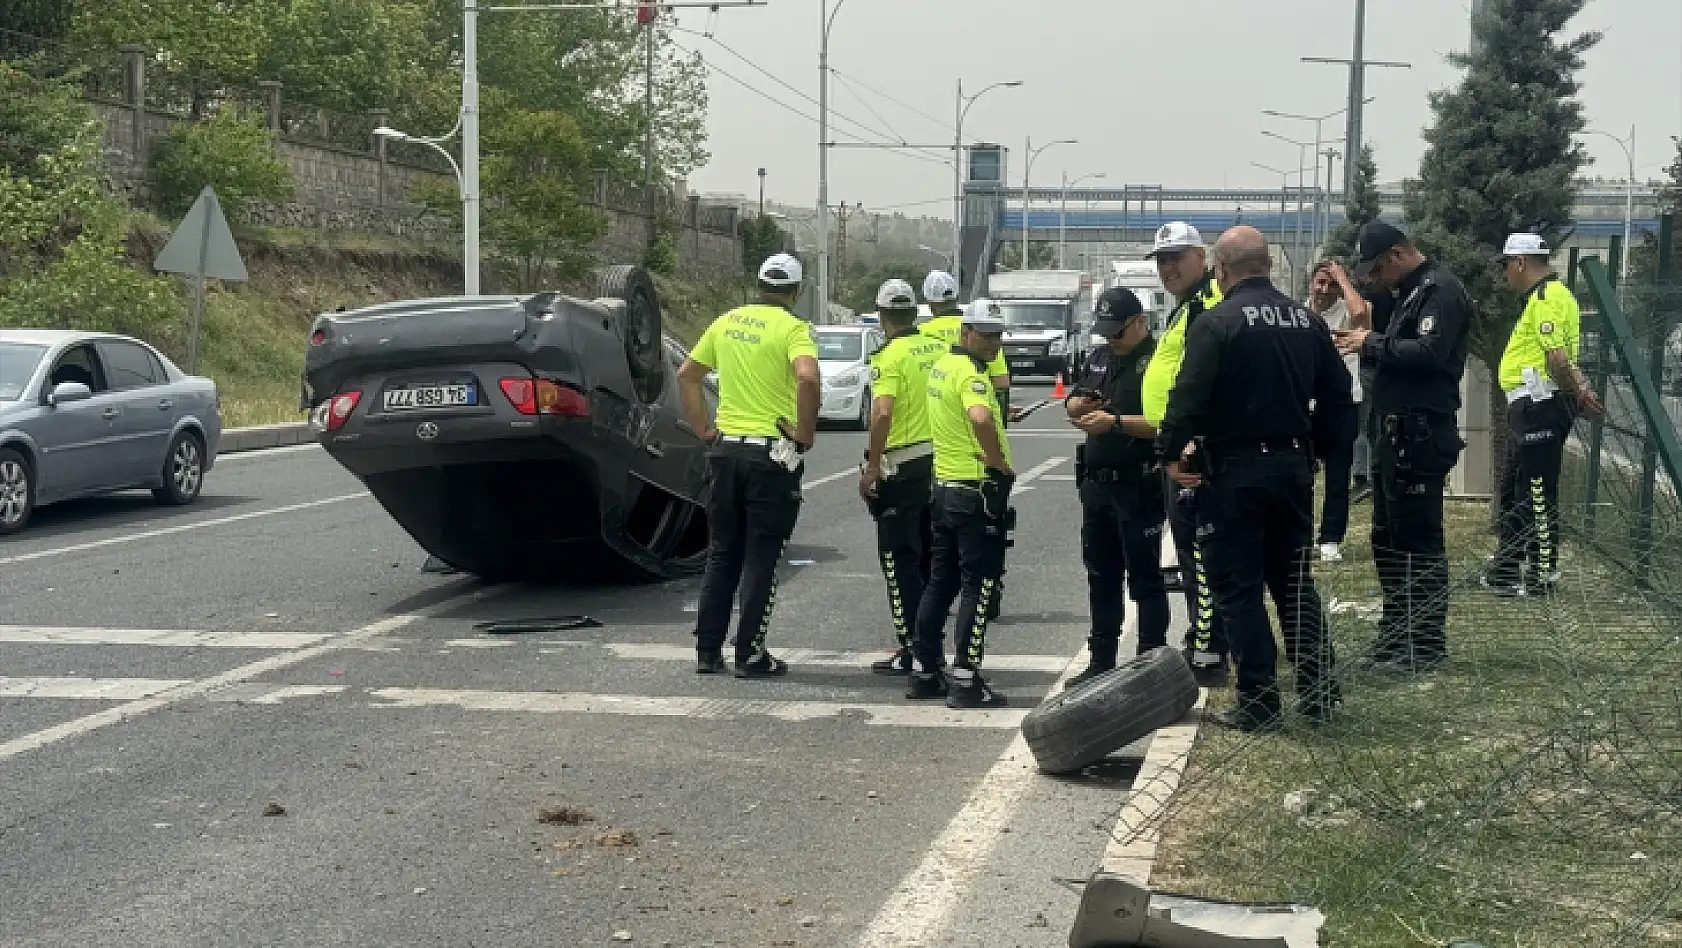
[1096,690,1208,884]
[219,422,314,454]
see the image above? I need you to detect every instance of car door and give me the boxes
[96,339,174,483]
[35,343,125,495]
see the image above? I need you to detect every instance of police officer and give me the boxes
[921,270,1015,620]
[1139,221,1230,685]
[907,299,1015,709]
[1484,232,1605,596]
[1065,287,1171,687]
[860,279,948,674]
[677,253,821,678]
[1336,222,1472,673]
[1158,227,1355,731]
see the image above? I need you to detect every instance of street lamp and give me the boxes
[1262,130,1313,269]
[1581,126,1637,299]
[1022,137,1077,269]
[1252,161,1305,291]
[953,79,1024,276]
[1265,98,1370,254]
[375,122,471,293]
[816,0,852,316]
[1060,171,1106,269]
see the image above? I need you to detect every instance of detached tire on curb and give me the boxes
[1022,647,1201,775]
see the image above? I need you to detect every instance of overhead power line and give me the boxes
[827,67,954,133]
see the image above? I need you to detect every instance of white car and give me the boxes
[815,324,884,429]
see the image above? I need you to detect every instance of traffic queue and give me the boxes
[675,216,1598,730]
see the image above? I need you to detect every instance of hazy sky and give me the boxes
[676,0,1682,216]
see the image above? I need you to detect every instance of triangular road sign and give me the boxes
[154,185,248,282]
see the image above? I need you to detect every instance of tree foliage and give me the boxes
[1324,143,1380,262]
[480,109,605,289]
[997,240,1058,271]
[739,214,787,276]
[150,105,293,221]
[1403,0,1599,370]
[0,68,182,343]
[840,263,922,316]
[1,0,73,41]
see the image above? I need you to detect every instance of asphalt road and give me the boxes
[0,381,1173,948]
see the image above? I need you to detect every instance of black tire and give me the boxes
[597,264,664,403]
[1021,646,1200,775]
[0,446,35,536]
[152,429,206,506]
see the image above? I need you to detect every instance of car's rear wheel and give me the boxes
[153,430,205,506]
[598,265,664,403]
[0,447,34,536]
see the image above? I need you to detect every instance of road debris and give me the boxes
[537,805,597,826]
[262,802,287,817]
[611,931,632,942]
[475,617,603,635]
[594,829,640,848]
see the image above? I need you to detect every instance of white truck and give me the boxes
[1108,260,1174,335]
[986,269,1095,380]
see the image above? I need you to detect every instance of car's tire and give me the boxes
[152,429,206,506]
[1020,646,1201,775]
[0,446,35,536]
[598,264,664,403]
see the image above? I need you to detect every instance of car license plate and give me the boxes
[1010,360,1035,369]
[384,383,475,411]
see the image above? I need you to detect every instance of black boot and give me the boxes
[1211,691,1283,733]
[1065,636,1120,690]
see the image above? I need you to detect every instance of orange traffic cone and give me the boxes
[1053,373,1066,399]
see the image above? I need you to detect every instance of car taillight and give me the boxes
[500,378,588,417]
[325,391,361,431]
[310,328,327,346]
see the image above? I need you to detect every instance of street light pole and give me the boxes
[953,78,1024,285]
[1252,161,1302,291]
[1265,98,1370,257]
[462,1,480,295]
[1021,136,1076,270]
[1060,171,1105,269]
[1583,126,1637,299]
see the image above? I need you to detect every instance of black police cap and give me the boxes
[1091,287,1144,336]
[1353,221,1408,279]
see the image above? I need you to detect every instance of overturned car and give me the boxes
[301,266,717,582]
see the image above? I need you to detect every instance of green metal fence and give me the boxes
[1563,214,1682,591]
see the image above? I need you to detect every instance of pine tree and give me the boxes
[1404,0,1600,371]
[1323,143,1380,262]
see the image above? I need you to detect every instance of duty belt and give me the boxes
[1084,463,1152,483]
[717,434,774,446]
[1218,436,1309,456]
[883,441,934,468]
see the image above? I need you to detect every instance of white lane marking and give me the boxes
[1099,691,1208,883]
[0,614,418,763]
[1040,474,1076,482]
[0,626,331,649]
[599,644,1070,673]
[209,684,348,704]
[215,443,320,461]
[367,688,1028,729]
[1010,456,1069,493]
[444,638,516,649]
[0,493,370,568]
[802,468,857,491]
[0,677,192,700]
[854,649,1087,947]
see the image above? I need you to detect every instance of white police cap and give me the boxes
[758,253,804,286]
[1146,221,1205,259]
[1500,233,1550,258]
[922,270,960,303]
[963,298,1007,334]
[875,279,918,310]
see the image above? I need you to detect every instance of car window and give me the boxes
[0,342,47,402]
[48,344,108,393]
[814,332,863,362]
[99,340,163,389]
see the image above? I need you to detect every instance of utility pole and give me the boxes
[757,167,766,217]
[1303,0,1408,197]
[835,202,863,306]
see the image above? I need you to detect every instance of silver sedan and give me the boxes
[0,329,222,535]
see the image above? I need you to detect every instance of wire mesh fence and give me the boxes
[1107,238,1682,946]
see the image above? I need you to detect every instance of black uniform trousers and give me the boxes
[1317,399,1366,545]
[694,444,804,662]
[1198,445,1333,711]
[1165,475,1228,659]
[1370,410,1461,663]
[867,454,935,650]
[1491,395,1572,585]
[913,483,1009,672]
[1080,472,1171,660]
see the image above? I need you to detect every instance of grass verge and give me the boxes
[1144,487,1682,947]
